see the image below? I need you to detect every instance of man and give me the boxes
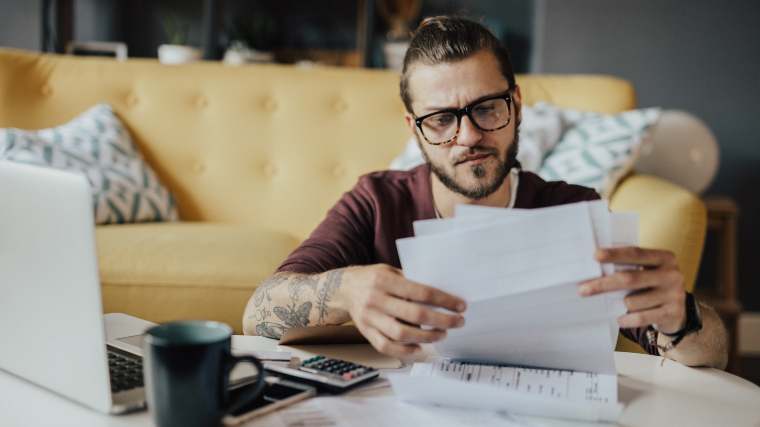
[243,16,727,368]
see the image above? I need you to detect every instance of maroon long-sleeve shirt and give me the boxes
[277,163,656,355]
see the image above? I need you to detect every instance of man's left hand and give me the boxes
[578,247,687,334]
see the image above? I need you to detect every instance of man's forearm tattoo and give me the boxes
[273,301,312,328]
[248,274,291,339]
[253,273,289,307]
[249,270,344,339]
[287,274,319,301]
[316,269,344,325]
[255,322,285,339]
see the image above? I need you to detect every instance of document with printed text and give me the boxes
[413,360,617,404]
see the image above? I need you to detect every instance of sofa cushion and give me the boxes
[96,223,300,332]
[0,104,178,224]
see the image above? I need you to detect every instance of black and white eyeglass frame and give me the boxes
[413,88,515,146]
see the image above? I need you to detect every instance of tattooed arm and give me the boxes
[242,269,349,339]
[242,264,467,358]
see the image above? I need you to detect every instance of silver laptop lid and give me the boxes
[0,161,112,413]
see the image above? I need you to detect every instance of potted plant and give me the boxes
[223,15,278,65]
[158,14,202,65]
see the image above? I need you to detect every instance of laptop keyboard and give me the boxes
[107,349,143,393]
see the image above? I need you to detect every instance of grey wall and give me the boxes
[0,0,120,52]
[419,0,534,72]
[533,0,760,310]
[0,0,41,50]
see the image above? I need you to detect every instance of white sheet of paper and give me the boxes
[436,284,617,373]
[247,396,530,427]
[611,212,640,249]
[398,202,620,372]
[605,212,641,344]
[413,215,522,237]
[449,203,639,348]
[454,201,614,273]
[397,202,601,302]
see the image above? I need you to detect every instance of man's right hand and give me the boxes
[336,264,467,358]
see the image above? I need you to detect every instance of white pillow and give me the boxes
[517,102,565,172]
[0,104,179,224]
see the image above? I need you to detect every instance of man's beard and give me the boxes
[421,125,520,200]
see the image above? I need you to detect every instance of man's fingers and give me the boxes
[360,323,423,358]
[618,307,666,329]
[363,307,447,344]
[623,288,668,312]
[376,295,465,330]
[596,247,677,268]
[383,279,466,313]
[579,269,668,296]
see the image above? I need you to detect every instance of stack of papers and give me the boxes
[389,201,638,422]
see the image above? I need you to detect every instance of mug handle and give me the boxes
[224,354,266,416]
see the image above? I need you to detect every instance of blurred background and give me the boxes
[1,0,758,381]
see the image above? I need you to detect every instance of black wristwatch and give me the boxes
[646,292,703,352]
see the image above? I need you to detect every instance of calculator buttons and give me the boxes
[264,355,380,393]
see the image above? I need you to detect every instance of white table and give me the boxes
[1,343,759,427]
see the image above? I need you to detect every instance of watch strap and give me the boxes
[646,292,702,353]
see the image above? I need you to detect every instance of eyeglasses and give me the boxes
[414,89,514,145]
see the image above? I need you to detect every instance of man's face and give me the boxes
[405,50,522,200]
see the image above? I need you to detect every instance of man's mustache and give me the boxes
[453,147,499,165]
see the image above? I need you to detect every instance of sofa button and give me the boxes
[193,163,206,174]
[262,162,277,177]
[195,96,208,109]
[126,93,139,108]
[332,98,347,113]
[40,84,53,96]
[262,98,277,112]
[332,164,346,177]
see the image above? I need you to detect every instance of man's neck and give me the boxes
[431,172,512,218]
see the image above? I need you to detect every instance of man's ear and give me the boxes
[404,113,418,135]
[513,84,523,124]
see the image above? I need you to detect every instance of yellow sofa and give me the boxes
[0,49,706,352]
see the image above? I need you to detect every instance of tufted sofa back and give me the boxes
[0,49,635,239]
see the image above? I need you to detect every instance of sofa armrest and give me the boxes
[609,174,707,353]
[610,174,707,292]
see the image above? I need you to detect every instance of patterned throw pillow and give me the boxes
[0,104,178,224]
[540,108,661,198]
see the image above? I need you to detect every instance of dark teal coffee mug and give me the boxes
[143,321,265,427]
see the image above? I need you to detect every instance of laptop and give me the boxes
[0,161,255,414]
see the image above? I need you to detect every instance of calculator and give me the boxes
[263,355,380,394]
